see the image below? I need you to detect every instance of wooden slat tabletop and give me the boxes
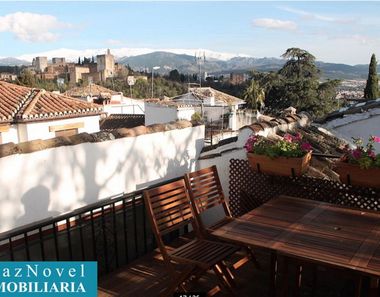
[212,195,380,276]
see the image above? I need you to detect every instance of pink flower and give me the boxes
[244,134,259,152]
[373,136,380,143]
[301,142,312,152]
[352,148,362,159]
[283,134,293,143]
[368,150,376,158]
[294,132,302,142]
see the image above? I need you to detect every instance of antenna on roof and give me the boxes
[195,51,206,88]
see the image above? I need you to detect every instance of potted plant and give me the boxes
[244,132,312,177]
[335,136,380,188]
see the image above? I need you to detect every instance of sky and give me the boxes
[0,1,379,65]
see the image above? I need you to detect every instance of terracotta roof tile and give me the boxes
[188,87,245,105]
[100,114,145,131]
[64,84,119,98]
[0,81,103,123]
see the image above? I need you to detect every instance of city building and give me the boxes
[230,72,249,85]
[52,57,65,64]
[33,56,48,73]
[0,73,17,81]
[0,81,103,144]
[97,49,115,82]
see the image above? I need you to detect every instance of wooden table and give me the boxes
[212,195,380,294]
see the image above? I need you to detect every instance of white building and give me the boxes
[321,99,380,151]
[65,84,145,115]
[144,101,196,126]
[172,87,247,130]
[0,81,103,144]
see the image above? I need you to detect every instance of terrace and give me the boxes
[1,112,380,297]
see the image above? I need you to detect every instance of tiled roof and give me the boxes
[64,84,119,99]
[188,87,245,105]
[317,98,380,124]
[100,114,145,131]
[240,113,303,133]
[0,81,103,123]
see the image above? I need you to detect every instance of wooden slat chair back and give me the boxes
[185,166,259,270]
[144,179,240,295]
[144,179,200,262]
[185,165,232,233]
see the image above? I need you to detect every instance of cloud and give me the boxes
[279,6,354,24]
[0,12,72,43]
[252,18,297,31]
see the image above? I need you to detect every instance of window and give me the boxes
[55,128,78,137]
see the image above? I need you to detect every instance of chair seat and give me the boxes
[170,239,239,269]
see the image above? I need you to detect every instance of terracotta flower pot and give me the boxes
[246,151,312,177]
[335,161,380,188]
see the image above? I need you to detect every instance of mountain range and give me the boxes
[1,48,378,80]
[120,52,376,80]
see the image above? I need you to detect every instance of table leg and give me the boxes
[281,256,289,297]
[294,263,302,297]
[269,252,277,297]
[311,265,318,297]
[369,277,379,297]
[354,275,362,297]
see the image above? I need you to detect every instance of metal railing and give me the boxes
[0,176,183,275]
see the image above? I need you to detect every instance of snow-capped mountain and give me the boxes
[17,47,251,62]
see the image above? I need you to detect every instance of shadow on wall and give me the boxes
[136,136,204,191]
[15,185,60,227]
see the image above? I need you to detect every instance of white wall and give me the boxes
[324,111,380,151]
[1,125,19,144]
[18,116,100,143]
[103,99,145,115]
[145,104,178,125]
[177,107,196,121]
[204,106,229,122]
[0,125,205,232]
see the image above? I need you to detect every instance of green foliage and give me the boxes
[342,136,380,169]
[244,133,312,159]
[364,54,379,100]
[191,112,203,123]
[100,74,187,99]
[244,79,265,109]
[16,70,68,92]
[246,48,341,118]
[168,69,181,82]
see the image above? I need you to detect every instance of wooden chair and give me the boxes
[143,179,240,296]
[185,165,259,269]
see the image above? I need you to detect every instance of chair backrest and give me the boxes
[185,166,231,229]
[143,179,200,262]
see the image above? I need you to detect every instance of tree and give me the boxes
[280,48,319,79]
[168,69,180,82]
[244,79,265,110]
[18,70,36,86]
[77,57,81,65]
[364,54,379,100]
[250,48,340,118]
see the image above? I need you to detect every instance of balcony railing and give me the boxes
[229,158,380,217]
[0,176,184,275]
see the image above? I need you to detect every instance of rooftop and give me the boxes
[173,87,245,106]
[0,81,103,124]
[317,98,380,125]
[100,114,145,131]
[64,84,120,99]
